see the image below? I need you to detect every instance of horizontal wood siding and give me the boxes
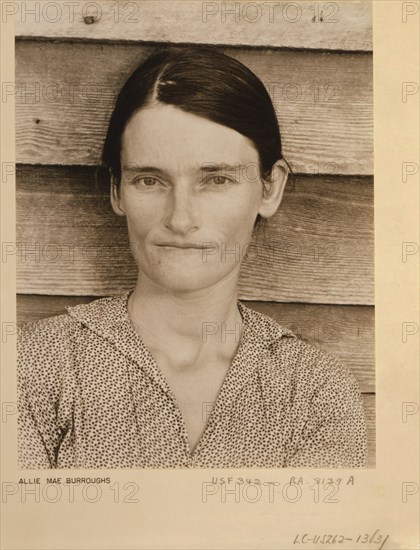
[15,1,373,51]
[15,41,373,175]
[16,166,373,304]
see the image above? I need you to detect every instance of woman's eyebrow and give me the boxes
[200,163,245,173]
[122,165,167,174]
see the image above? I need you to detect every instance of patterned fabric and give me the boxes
[18,290,368,469]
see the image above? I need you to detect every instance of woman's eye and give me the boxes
[133,176,160,187]
[208,175,231,185]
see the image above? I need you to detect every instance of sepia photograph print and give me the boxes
[15,2,373,470]
[1,1,419,549]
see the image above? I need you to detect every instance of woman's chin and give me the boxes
[141,266,233,294]
[155,274,219,293]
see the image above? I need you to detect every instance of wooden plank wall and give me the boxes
[15,0,375,465]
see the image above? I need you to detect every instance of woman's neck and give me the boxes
[127,272,243,370]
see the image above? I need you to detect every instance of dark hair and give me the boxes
[102,46,289,227]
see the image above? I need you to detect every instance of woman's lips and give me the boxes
[156,242,216,250]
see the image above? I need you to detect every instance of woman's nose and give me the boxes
[163,187,200,234]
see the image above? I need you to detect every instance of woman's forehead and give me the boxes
[121,103,259,170]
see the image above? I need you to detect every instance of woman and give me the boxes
[18,47,368,469]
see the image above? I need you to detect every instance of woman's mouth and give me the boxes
[156,241,217,250]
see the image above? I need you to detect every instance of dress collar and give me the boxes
[65,289,296,344]
[65,289,296,400]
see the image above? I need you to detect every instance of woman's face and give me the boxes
[111,103,280,293]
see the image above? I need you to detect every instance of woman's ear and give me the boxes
[257,158,289,219]
[110,174,126,217]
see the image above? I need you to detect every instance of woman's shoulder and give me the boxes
[17,314,83,383]
[17,295,116,357]
[17,295,120,388]
[239,301,357,388]
[17,292,132,367]
[18,311,83,347]
[18,292,130,340]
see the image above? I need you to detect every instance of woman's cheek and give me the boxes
[125,201,158,238]
[220,203,257,242]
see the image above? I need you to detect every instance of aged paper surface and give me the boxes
[1,1,419,548]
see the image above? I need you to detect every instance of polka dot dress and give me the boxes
[17,290,368,469]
